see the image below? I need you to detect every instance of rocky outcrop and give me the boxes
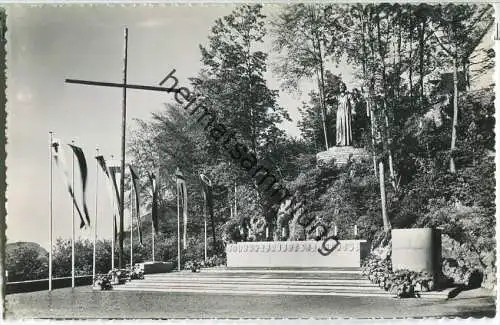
[441,234,496,290]
[317,146,370,166]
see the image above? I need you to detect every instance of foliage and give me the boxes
[281,160,383,241]
[362,253,437,298]
[5,242,48,282]
[442,258,483,288]
[184,254,227,271]
[193,4,290,157]
[93,274,112,291]
[51,238,116,277]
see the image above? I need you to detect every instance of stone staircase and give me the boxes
[113,267,394,297]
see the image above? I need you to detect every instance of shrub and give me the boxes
[183,253,226,271]
[362,253,436,298]
[6,243,48,281]
[442,257,483,288]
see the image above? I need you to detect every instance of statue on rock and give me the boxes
[336,82,355,147]
[317,83,371,166]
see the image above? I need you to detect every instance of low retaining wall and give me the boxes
[6,275,93,295]
[226,240,369,268]
[392,228,442,277]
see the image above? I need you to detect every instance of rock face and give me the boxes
[441,234,496,290]
[316,146,370,166]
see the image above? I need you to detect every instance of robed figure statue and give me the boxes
[336,82,355,146]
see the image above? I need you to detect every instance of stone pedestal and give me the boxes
[316,146,370,166]
[392,228,442,278]
[226,240,369,268]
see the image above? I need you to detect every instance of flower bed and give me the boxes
[107,268,130,285]
[362,253,436,298]
[183,254,227,272]
[92,274,112,291]
[128,265,145,280]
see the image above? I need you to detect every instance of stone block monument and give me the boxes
[391,228,442,279]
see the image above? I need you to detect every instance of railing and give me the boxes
[6,275,93,295]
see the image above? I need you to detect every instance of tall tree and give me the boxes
[429,4,494,173]
[193,4,289,158]
[298,71,343,149]
[272,4,342,150]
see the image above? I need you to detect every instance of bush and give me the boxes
[184,260,201,272]
[362,253,436,298]
[442,257,483,289]
[6,243,48,281]
[183,253,226,271]
[93,274,112,290]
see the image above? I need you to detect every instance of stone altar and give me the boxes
[226,240,369,268]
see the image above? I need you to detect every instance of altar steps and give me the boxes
[113,268,393,298]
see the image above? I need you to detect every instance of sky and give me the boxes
[5,4,356,249]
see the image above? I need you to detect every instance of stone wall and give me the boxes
[226,240,369,268]
[6,275,93,294]
[316,146,370,166]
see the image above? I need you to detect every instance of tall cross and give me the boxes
[65,28,176,269]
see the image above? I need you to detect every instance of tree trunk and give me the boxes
[377,14,397,190]
[316,73,329,151]
[450,57,459,173]
[379,161,390,231]
[309,6,328,151]
[418,19,426,103]
[370,98,378,178]
[464,59,470,93]
[317,39,328,150]
[381,99,396,190]
[361,13,377,177]
[409,12,414,107]
[397,16,402,99]
[245,36,257,155]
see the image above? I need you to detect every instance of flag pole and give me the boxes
[130,176,133,267]
[151,215,155,262]
[71,139,75,288]
[93,147,99,283]
[234,183,237,218]
[49,131,53,291]
[204,194,207,262]
[118,27,129,270]
[111,155,115,270]
[177,183,180,271]
[200,174,211,262]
